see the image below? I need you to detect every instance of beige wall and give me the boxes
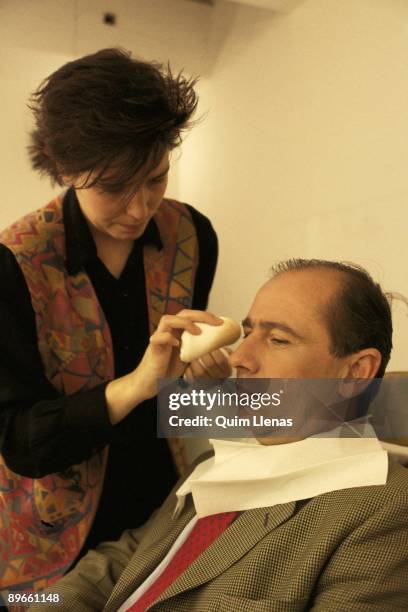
[0,0,214,224]
[1,0,407,372]
[178,0,408,370]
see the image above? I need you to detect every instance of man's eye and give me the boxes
[270,338,289,345]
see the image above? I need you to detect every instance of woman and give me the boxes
[0,48,226,593]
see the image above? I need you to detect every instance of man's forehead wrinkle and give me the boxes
[241,317,305,340]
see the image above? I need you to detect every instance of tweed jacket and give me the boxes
[29,459,408,612]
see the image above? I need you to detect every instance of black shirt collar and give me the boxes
[63,188,163,275]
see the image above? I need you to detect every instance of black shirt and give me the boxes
[0,188,218,551]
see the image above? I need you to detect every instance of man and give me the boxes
[29,259,408,611]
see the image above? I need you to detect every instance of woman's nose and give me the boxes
[126,188,148,219]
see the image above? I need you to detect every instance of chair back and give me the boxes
[373,371,408,465]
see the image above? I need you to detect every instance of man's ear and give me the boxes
[348,348,382,379]
[339,348,382,398]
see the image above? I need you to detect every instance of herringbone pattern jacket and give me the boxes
[29,460,408,612]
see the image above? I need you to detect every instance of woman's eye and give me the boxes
[98,185,123,195]
[149,175,167,186]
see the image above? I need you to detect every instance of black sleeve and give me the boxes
[0,244,114,478]
[186,205,218,310]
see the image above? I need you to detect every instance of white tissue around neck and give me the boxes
[179,317,241,363]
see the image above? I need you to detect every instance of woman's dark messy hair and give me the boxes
[28,48,198,192]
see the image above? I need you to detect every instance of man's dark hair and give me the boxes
[28,48,198,191]
[270,259,393,378]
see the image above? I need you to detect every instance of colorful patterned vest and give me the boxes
[0,194,199,593]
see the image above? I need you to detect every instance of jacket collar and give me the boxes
[62,188,162,275]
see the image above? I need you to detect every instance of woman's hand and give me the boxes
[137,310,223,398]
[105,310,223,425]
[183,348,233,382]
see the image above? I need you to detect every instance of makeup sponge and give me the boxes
[180,317,241,363]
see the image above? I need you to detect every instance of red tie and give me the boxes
[126,511,237,611]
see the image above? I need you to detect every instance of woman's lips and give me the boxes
[119,222,144,231]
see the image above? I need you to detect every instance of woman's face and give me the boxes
[71,151,170,241]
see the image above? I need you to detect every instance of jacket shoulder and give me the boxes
[310,459,408,521]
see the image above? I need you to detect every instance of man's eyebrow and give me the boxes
[241,317,305,340]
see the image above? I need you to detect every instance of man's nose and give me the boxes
[229,338,258,374]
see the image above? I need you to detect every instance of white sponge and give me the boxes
[180,316,241,363]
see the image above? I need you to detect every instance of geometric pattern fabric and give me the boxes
[0,195,198,594]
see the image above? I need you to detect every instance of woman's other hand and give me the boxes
[183,348,232,382]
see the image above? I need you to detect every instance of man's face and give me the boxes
[230,269,350,379]
[72,151,169,241]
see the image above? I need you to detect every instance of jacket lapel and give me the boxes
[153,501,296,606]
[104,499,196,611]
[106,498,296,610]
